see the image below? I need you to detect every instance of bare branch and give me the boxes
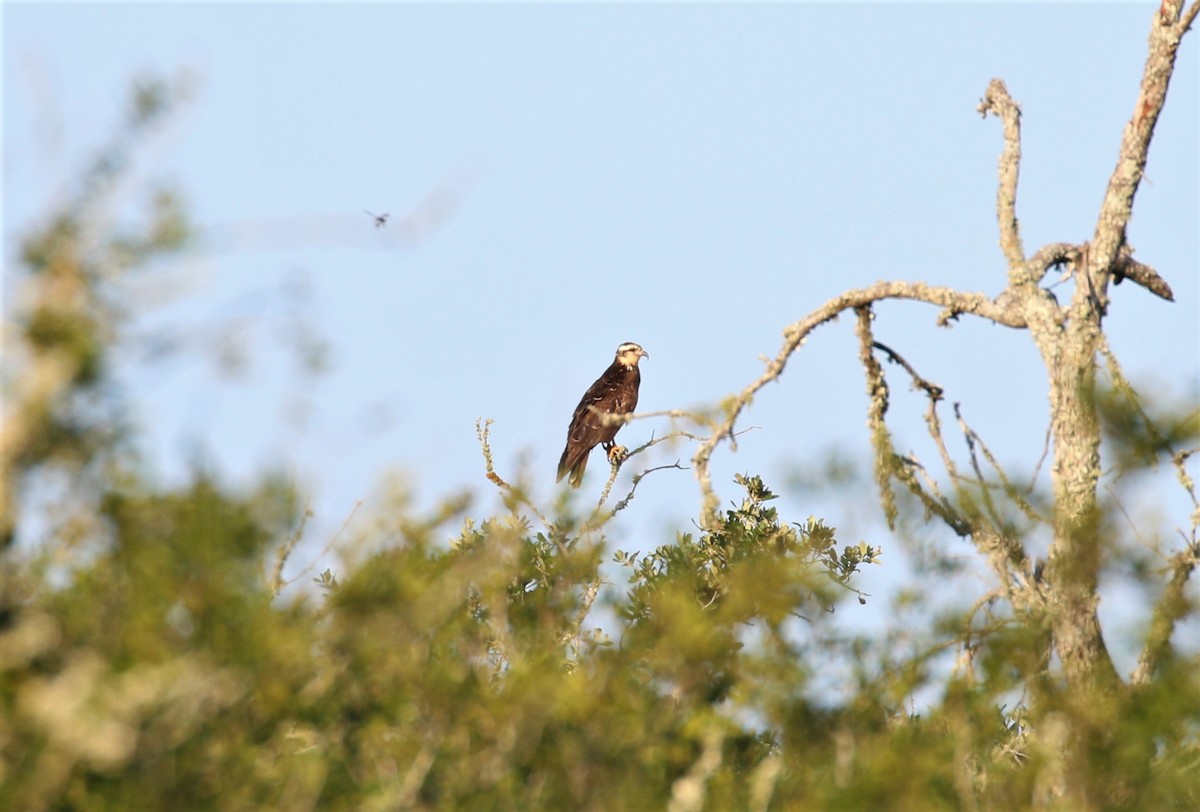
[894,455,972,536]
[584,460,685,534]
[863,343,1042,608]
[1131,548,1199,686]
[612,462,688,514]
[977,78,1026,275]
[282,500,362,592]
[267,505,313,595]
[1173,446,1200,516]
[1029,424,1053,491]
[475,418,551,529]
[476,418,511,490]
[1111,245,1174,301]
[589,427,719,522]
[856,307,898,528]
[598,451,624,506]
[920,385,968,502]
[591,406,718,430]
[871,341,944,401]
[955,402,1007,531]
[1182,0,1200,33]
[627,426,749,466]
[692,281,1025,524]
[956,408,1049,526]
[1026,242,1082,287]
[1090,0,1193,284]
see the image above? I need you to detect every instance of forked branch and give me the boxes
[693,281,1025,523]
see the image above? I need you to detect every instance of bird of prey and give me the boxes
[557,342,649,488]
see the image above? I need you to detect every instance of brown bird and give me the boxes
[557,342,649,487]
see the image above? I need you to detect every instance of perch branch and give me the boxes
[593,407,719,431]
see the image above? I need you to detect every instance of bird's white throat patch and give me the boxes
[615,343,646,367]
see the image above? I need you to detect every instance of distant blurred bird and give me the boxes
[557,342,648,487]
[363,210,389,228]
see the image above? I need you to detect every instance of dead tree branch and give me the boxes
[867,337,1042,611]
[1088,0,1194,292]
[977,78,1026,276]
[693,281,1026,523]
[856,307,899,527]
[687,3,1194,706]
[1183,0,1200,32]
[1111,245,1174,301]
[1026,242,1082,287]
[1131,547,1199,686]
[872,341,944,401]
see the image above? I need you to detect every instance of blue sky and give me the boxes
[5,3,1198,667]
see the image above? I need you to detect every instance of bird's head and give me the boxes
[615,342,649,368]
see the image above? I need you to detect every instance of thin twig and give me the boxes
[475,417,550,528]
[871,341,944,400]
[476,418,511,489]
[592,407,718,430]
[1029,424,1053,491]
[955,403,1048,526]
[1026,242,1081,287]
[857,307,898,528]
[268,505,313,595]
[953,403,997,528]
[282,500,362,590]
[901,452,970,533]
[1132,547,1200,685]
[612,462,688,514]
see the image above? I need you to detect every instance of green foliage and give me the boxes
[1096,379,1200,473]
[621,474,876,629]
[0,470,825,809]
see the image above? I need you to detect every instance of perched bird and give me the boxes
[557,342,649,487]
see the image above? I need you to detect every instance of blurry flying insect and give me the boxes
[364,210,390,228]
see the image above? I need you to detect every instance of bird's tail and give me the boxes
[557,451,587,488]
